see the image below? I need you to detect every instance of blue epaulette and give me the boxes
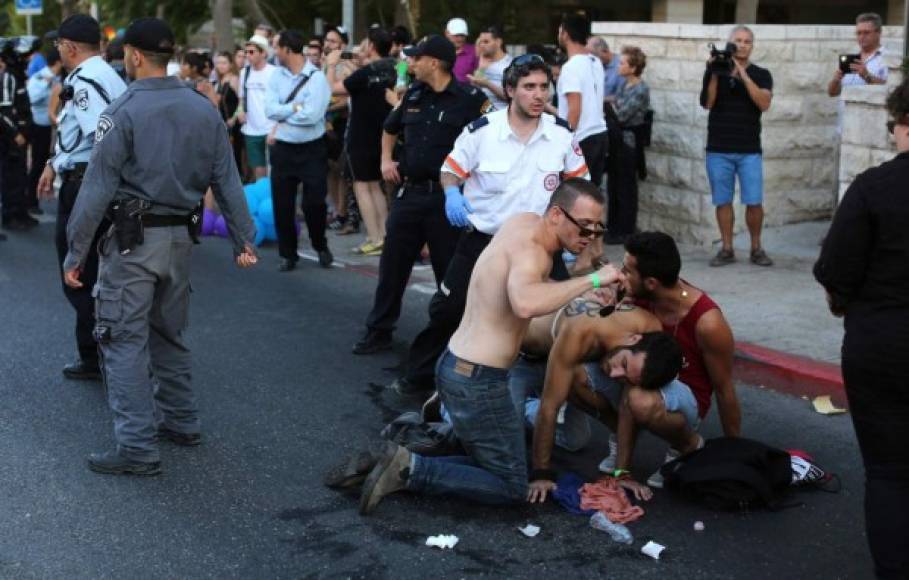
[467,116,489,133]
[553,116,572,131]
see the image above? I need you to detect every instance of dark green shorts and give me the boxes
[244,134,268,168]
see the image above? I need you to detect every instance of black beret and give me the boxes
[57,14,101,44]
[123,17,175,55]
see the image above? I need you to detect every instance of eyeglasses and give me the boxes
[245,49,260,55]
[557,206,605,239]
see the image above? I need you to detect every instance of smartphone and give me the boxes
[839,54,861,74]
[340,51,354,60]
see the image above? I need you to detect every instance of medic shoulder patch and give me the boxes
[95,114,114,143]
[75,88,90,111]
[467,116,489,133]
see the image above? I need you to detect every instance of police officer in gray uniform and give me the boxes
[62,18,258,476]
[38,14,127,381]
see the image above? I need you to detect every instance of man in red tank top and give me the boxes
[611,232,742,488]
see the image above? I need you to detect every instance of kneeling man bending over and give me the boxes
[358,178,624,514]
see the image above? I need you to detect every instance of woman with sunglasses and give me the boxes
[814,78,909,579]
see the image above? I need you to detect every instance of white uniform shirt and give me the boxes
[239,63,277,136]
[442,109,589,235]
[557,53,607,142]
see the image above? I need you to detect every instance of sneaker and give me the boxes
[709,248,736,267]
[352,241,377,255]
[359,442,411,515]
[647,435,704,489]
[352,329,393,355]
[87,451,162,476]
[750,248,773,267]
[362,241,383,257]
[327,215,346,230]
[597,435,619,473]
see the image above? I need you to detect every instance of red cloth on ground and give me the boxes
[579,478,645,524]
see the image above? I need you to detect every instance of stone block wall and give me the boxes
[591,22,904,245]
[839,84,903,201]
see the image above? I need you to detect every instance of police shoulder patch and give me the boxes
[74,88,90,111]
[553,115,572,131]
[467,116,490,133]
[95,114,114,144]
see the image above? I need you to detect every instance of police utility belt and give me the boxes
[61,162,89,183]
[105,199,203,256]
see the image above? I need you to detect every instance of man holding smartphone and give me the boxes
[828,12,889,97]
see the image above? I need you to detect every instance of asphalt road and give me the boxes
[0,221,873,579]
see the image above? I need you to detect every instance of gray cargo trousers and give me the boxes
[94,225,198,462]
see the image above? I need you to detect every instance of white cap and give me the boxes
[446,18,468,37]
[245,34,269,51]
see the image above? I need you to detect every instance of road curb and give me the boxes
[733,341,846,406]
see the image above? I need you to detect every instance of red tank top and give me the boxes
[636,291,720,418]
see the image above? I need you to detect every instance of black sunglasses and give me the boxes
[557,205,604,239]
[512,53,544,67]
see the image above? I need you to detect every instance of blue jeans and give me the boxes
[706,152,764,206]
[511,357,592,451]
[407,350,528,504]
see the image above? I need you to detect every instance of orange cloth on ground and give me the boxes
[579,478,645,524]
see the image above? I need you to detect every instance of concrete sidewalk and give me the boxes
[306,217,845,403]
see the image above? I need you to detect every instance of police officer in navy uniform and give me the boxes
[62,18,257,476]
[353,35,491,355]
[0,36,36,235]
[37,15,127,381]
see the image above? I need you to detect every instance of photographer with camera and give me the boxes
[700,26,773,268]
[827,13,888,98]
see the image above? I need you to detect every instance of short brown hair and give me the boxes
[621,46,646,76]
[886,78,909,122]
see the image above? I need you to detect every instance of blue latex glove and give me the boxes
[444,185,473,228]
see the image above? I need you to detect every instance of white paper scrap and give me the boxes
[425,534,459,549]
[641,540,666,560]
[518,524,541,537]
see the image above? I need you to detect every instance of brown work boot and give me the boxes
[359,442,411,515]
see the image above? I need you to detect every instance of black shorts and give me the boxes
[346,149,382,182]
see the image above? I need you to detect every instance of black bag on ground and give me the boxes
[380,412,464,457]
[660,436,793,511]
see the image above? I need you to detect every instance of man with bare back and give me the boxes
[357,178,624,514]
[511,293,687,501]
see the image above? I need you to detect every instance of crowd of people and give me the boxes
[0,9,906,579]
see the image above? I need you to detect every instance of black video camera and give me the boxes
[707,42,738,76]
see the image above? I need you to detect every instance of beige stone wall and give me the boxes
[839,85,903,201]
[591,22,904,245]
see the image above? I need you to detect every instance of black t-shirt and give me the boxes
[700,63,772,154]
[343,58,396,154]
[384,79,490,181]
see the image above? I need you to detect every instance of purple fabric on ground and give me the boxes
[552,472,596,516]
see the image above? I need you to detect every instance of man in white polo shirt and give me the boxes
[238,34,276,180]
[827,12,889,97]
[555,13,608,187]
[387,55,589,397]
